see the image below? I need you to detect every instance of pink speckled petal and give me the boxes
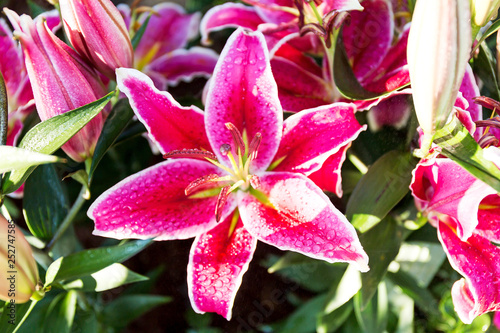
[410,157,497,240]
[238,172,369,271]
[188,214,257,320]
[476,194,500,243]
[116,68,211,154]
[271,56,333,112]
[438,220,500,324]
[321,0,364,13]
[88,159,236,240]
[146,47,219,86]
[273,103,364,176]
[6,119,23,146]
[205,28,283,172]
[200,3,265,44]
[343,0,394,81]
[37,9,62,33]
[308,146,350,197]
[0,19,25,96]
[135,3,200,63]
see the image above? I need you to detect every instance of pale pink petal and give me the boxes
[37,9,62,33]
[200,3,265,44]
[116,68,211,154]
[117,4,131,30]
[271,56,333,112]
[135,3,200,65]
[410,157,497,240]
[205,28,283,172]
[88,159,236,240]
[321,0,364,12]
[308,146,350,197]
[6,119,23,146]
[273,103,365,175]
[0,19,25,95]
[438,220,500,324]
[146,47,218,86]
[252,0,296,24]
[343,0,394,81]
[188,215,257,320]
[238,172,369,272]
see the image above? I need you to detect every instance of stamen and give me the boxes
[474,96,500,115]
[248,133,262,161]
[185,174,231,196]
[475,118,500,129]
[163,149,217,161]
[225,123,246,156]
[478,134,499,148]
[215,185,231,222]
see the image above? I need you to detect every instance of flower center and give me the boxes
[163,122,262,221]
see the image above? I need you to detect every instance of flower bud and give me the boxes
[59,0,133,78]
[470,0,500,28]
[0,214,41,303]
[4,8,107,162]
[407,0,472,143]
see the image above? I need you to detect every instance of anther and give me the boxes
[225,123,246,156]
[248,133,262,161]
[163,149,217,160]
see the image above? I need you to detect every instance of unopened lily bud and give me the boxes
[407,0,472,146]
[47,0,59,5]
[470,0,500,28]
[59,0,133,79]
[4,8,107,162]
[0,214,41,303]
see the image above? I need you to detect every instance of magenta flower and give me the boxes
[59,0,133,79]
[410,149,500,323]
[5,9,108,163]
[88,28,368,319]
[118,3,218,91]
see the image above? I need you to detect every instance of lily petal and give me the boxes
[135,3,200,66]
[273,103,365,175]
[438,220,500,324]
[145,47,219,86]
[476,194,500,243]
[410,156,497,240]
[343,0,394,82]
[238,172,369,272]
[200,3,265,45]
[116,67,211,154]
[88,159,236,240]
[308,146,350,197]
[188,215,257,320]
[205,28,283,172]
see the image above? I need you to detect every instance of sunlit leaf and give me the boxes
[354,282,388,333]
[45,239,151,286]
[43,291,77,333]
[2,91,114,194]
[0,146,63,174]
[62,263,148,292]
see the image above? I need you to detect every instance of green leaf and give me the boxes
[316,300,353,333]
[27,0,47,17]
[43,291,77,333]
[434,116,500,192]
[65,169,90,199]
[45,239,151,286]
[471,18,500,56]
[100,294,172,329]
[354,282,388,333]
[131,14,152,50]
[88,98,134,184]
[358,216,404,309]
[474,43,500,100]
[346,150,418,232]
[269,294,328,333]
[333,30,410,101]
[387,270,437,314]
[0,301,33,333]
[0,146,63,174]
[2,91,114,194]
[72,310,99,333]
[62,263,148,292]
[395,242,446,287]
[23,164,69,242]
[322,264,362,315]
[0,72,7,146]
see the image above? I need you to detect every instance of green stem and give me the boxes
[12,300,38,333]
[45,185,88,251]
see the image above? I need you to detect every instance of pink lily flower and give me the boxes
[88,28,368,319]
[5,9,108,163]
[200,0,363,51]
[59,0,133,79]
[118,3,218,91]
